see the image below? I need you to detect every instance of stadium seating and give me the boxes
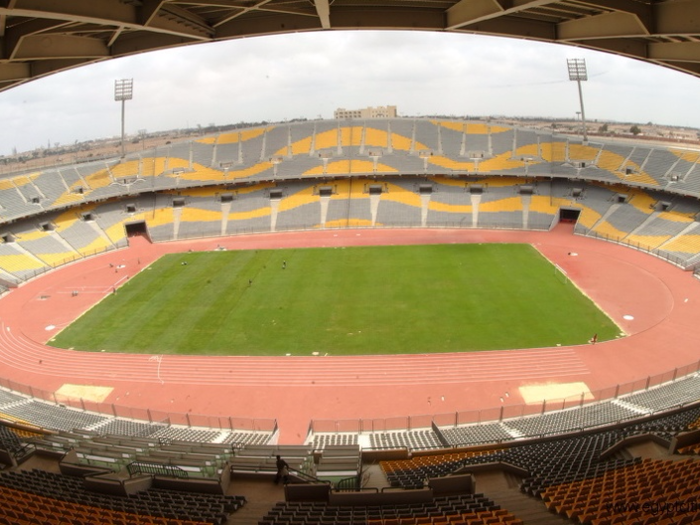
[310,433,359,450]
[3,373,700,460]
[275,183,323,231]
[258,493,520,525]
[381,450,502,488]
[2,393,700,523]
[540,458,700,524]
[369,430,443,451]
[365,406,700,523]
[3,169,700,287]
[2,118,700,524]
[0,469,245,524]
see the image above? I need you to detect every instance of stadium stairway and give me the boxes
[476,470,570,525]
[360,463,392,490]
[218,477,283,525]
[488,488,571,525]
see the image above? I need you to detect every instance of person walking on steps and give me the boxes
[275,455,290,485]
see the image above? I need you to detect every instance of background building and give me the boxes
[334,105,397,119]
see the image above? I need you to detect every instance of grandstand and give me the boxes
[2,119,700,271]
[1,118,700,524]
[3,384,700,523]
[3,0,700,517]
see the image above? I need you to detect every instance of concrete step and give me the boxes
[361,463,388,490]
[489,488,574,525]
[226,476,285,525]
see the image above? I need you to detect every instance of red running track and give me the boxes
[0,225,698,443]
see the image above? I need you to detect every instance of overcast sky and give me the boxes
[1,30,699,156]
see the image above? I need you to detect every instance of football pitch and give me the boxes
[50,244,620,356]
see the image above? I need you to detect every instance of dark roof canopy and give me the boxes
[2,0,700,92]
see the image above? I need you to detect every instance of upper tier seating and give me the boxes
[4,119,700,228]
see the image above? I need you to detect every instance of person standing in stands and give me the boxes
[275,455,290,485]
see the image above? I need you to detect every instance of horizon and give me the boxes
[3,112,697,160]
[1,31,700,157]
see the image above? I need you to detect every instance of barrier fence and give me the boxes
[4,360,698,440]
[0,376,277,434]
[155,221,555,245]
[574,225,697,270]
[0,353,697,441]
[309,359,700,436]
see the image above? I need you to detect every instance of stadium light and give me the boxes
[567,59,588,142]
[114,78,134,157]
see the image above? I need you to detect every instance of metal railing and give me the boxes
[127,461,188,478]
[309,360,700,440]
[574,225,696,270]
[0,376,277,436]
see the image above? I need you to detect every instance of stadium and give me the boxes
[1,2,700,525]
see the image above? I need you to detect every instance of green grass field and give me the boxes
[50,244,620,356]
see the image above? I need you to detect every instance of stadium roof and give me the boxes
[1,0,700,93]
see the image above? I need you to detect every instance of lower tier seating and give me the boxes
[0,469,245,525]
[258,493,522,525]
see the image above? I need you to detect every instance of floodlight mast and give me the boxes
[567,59,588,142]
[114,79,134,157]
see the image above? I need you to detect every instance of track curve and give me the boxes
[0,226,696,442]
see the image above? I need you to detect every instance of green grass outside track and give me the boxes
[50,244,620,356]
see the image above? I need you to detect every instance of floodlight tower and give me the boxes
[114,78,134,157]
[567,59,588,142]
